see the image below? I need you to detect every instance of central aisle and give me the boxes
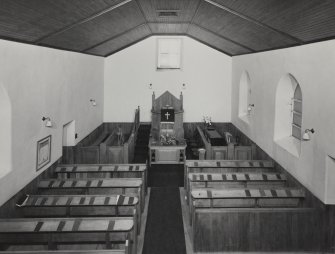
[142,165,186,254]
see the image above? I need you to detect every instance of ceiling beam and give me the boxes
[204,0,304,44]
[190,24,255,52]
[104,34,152,57]
[186,0,202,34]
[82,23,148,52]
[186,34,232,56]
[134,0,153,34]
[35,0,133,44]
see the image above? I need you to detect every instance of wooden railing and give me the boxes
[123,106,140,163]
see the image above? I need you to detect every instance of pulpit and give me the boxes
[149,91,186,165]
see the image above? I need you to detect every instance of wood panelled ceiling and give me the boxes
[0,0,335,57]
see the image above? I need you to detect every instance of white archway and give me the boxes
[238,71,251,120]
[0,84,12,178]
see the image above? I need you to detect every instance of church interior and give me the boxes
[0,0,335,253]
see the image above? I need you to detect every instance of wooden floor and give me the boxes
[178,188,325,254]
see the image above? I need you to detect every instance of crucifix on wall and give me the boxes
[161,108,174,122]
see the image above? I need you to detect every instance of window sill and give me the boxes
[275,136,301,158]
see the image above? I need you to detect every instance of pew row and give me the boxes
[184,160,275,188]
[55,164,147,193]
[0,250,127,254]
[37,179,144,212]
[16,194,141,233]
[189,188,305,224]
[186,172,287,203]
[0,217,137,254]
[192,207,322,252]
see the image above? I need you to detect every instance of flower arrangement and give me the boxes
[203,116,212,127]
[160,132,177,146]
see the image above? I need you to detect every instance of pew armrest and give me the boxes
[16,195,29,207]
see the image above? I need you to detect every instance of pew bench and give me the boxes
[0,217,137,254]
[1,248,128,254]
[55,164,147,193]
[16,194,141,233]
[186,173,287,203]
[37,179,144,212]
[189,188,305,224]
[184,160,275,188]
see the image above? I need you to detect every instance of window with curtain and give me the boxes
[157,38,181,69]
[291,85,302,140]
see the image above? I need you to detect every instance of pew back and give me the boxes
[0,217,136,253]
[37,179,144,212]
[55,164,147,193]
[192,207,322,252]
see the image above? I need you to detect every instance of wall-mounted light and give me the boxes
[42,117,52,127]
[303,128,315,141]
[247,104,255,113]
[182,83,186,90]
[149,83,152,89]
[90,99,97,106]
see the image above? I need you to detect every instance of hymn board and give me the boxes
[149,91,186,165]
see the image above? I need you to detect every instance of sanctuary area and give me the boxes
[0,1,335,254]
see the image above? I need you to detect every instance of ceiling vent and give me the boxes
[157,10,179,17]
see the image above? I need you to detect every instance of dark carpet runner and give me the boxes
[142,164,186,254]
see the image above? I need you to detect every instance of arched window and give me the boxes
[292,85,302,140]
[238,71,251,122]
[274,74,302,156]
[0,84,12,178]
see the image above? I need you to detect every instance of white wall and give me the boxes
[104,36,232,123]
[232,40,335,203]
[0,40,104,206]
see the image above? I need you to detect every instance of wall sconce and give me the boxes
[303,128,315,141]
[42,117,52,127]
[182,83,186,90]
[149,83,152,89]
[247,104,255,113]
[90,99,97,106]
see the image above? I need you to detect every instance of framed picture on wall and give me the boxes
[36,135,51,171]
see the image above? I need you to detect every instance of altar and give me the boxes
[149,91,187,165]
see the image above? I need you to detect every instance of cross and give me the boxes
[165,111,170,120]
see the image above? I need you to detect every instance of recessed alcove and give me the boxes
[62,120,76,147]
[238,71,251,124]
[0,84,12,178]
[274,74,302,157]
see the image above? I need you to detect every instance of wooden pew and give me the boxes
[192,207,322,252]
[184,160,275,188]
[37,179,144,212]
[54,164,148,193]
[0,250,127,254]
[186,172,286,204]
[16,194,141,233]
[0,217,137,254]
[189,188,305,225]
[187,172,287,201]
